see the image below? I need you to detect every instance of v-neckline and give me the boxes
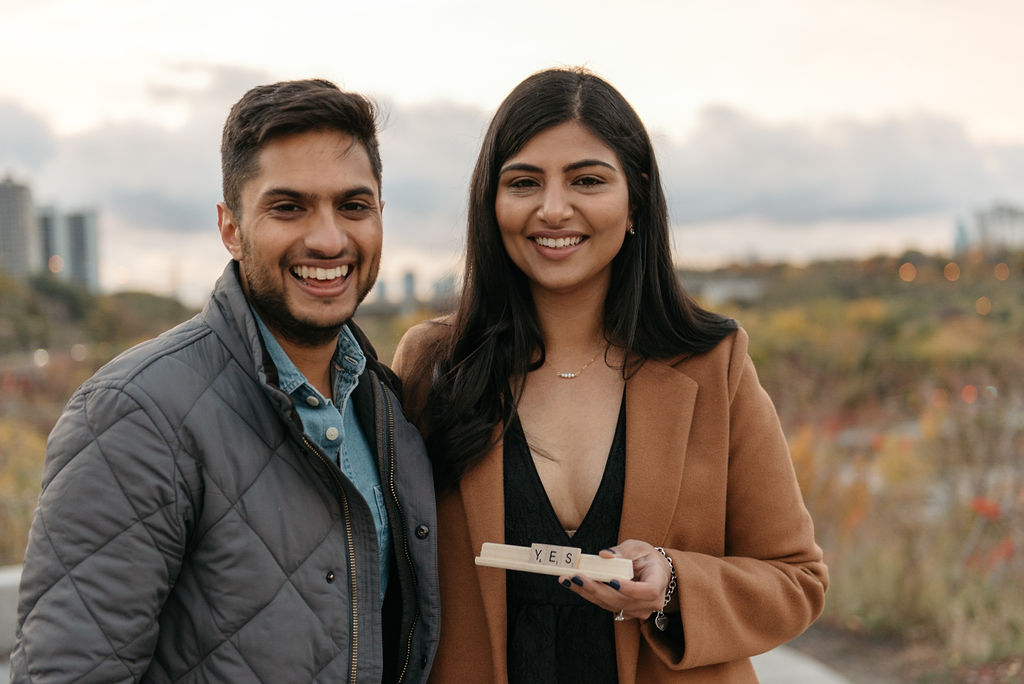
[508,393,626,544]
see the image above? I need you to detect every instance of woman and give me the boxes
[394,67,827,683]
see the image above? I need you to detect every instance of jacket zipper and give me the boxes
[374,380,419,683]
[301,435,359,682]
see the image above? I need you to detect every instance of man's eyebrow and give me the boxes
[498,159,618,175]
[338,185,378,200]
[260,186,378,202]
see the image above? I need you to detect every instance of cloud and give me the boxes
[33,65,272,230]
[0,100,55,174]
[658,106,1024,225]
[12,76,1024,300]
[30,68,488,247]
[376,100,488,251]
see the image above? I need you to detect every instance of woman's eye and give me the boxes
[508,177,539,189]
[574,176,603,187]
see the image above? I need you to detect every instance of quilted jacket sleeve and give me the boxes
[12,382,192,683]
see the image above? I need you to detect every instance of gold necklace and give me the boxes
[555,347,604,380]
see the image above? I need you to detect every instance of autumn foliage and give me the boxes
[1,249,1022,669]
[726,250,1024,666]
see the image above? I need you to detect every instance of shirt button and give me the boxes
[305,395,320,407]
[325,427,340,441]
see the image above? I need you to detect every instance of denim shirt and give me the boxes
[253,312,391,603]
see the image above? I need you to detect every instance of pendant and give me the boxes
[654,611,669,631]
[558,372,578,379]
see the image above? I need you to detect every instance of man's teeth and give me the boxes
[534,236,584,249]
[291,265,349,280]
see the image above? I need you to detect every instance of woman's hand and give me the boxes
[557,539,672,621]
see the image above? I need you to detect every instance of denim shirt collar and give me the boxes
[251,308,366,399]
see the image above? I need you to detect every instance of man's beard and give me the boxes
[245,274,345,348]
[240,247,375,349]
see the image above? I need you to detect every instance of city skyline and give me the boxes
[3,1,1024,305]
[0,175,100,291]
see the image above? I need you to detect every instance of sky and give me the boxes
[2,0,1023,305]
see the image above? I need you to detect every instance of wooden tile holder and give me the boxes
[474,542,634,582]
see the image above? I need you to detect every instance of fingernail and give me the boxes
[571,576,584,587]
[561,579,572,588]
[601,548,615,554]
[606,579,621,591]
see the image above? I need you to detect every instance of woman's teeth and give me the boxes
[291,265,349,280]
[534,236,583,249]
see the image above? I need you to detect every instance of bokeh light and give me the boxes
[33,349,50,367]
[993,262,1010,281]
[943,262,961,281]
[975,296,992,315]
[961,385,978,403]
[47,255,65,274]
[898,262,917,282]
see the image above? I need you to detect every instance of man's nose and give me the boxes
[305,206,348,256]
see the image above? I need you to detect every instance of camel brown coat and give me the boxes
[393,322,827,683]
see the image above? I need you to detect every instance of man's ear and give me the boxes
[217,202,243,260]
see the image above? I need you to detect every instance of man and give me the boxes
[11,79,439,683]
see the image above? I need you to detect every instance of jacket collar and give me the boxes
[457,355,699,682]
[203,261,266,384]
[202,261,391,388]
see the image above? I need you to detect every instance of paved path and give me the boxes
[753,645,849,682]
[0,648,847,682]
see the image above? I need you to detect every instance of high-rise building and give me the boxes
[402,270,417,304]
[0,175,39,278]
[38,205,66,274]
[36,206,100,291]
[63,209,100,291]
[955,203,1024,254]
[2,179,101,290]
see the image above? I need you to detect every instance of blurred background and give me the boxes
[1,1,1022,681]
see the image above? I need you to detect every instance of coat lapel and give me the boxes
[455,360,699,684]
[458,434,508,679]
[615,357,698,683]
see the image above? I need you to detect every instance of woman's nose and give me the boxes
[537,185,573,225]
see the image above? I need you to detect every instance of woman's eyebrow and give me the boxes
[499,162,542,175]
[564,159,617,172]
[499,159,617,175]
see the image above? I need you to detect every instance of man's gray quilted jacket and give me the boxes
[11,263,440,683]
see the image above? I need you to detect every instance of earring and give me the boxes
[628,222,636,236]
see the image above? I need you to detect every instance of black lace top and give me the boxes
[504,396,626,683]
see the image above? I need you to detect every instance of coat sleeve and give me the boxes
[11,382,192,683]
[643,334,828,670]
[392,319,449,428]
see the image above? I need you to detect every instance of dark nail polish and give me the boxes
[561,579,572,588]
[571,576,584,587]
[601,548,615,554]
[606,579,621,591]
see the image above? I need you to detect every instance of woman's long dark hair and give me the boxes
[424,67,737,488]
